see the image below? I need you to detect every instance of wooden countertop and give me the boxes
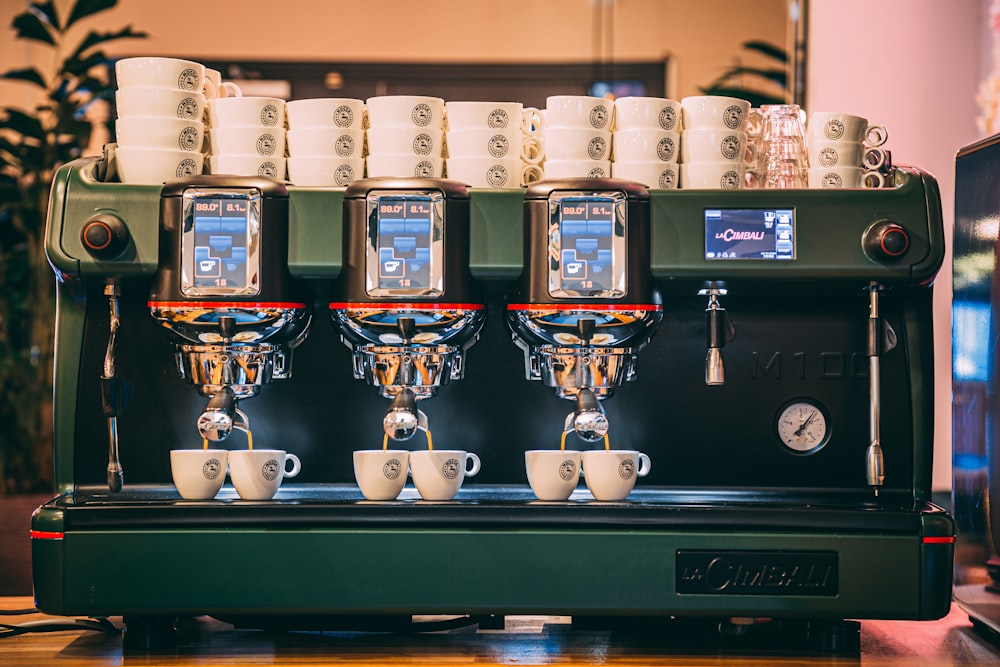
[3,597,1000,666]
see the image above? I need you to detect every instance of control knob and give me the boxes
[80,213,129,260]
[863,220,909,262]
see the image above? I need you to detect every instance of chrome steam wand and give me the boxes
[700,285,735,386]
[866,281,896,496]
[100,279,131,492]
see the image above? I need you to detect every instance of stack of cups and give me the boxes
[207,96,287,179]
[542,95,615,179]
[753,104,809,189]
[114,57,215,184]
[806,112,889,189]
[285,98,366,187]
[679,95,751,189]
[443,101,544,188]
[610,96,682,189]
[365,96,445,178]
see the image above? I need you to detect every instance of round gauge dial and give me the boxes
[776,400,830,454]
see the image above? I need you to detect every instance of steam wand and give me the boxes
[700,285,735,386]
[866,281,896,496]
[100,278,132,492]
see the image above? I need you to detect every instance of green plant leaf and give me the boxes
[697,86,785,108]
[11,9,56,45]
[65,0,117,29]
[1,68,47,89]
[710,66,787,89]
[0,108,45,141]
[742,40,788,63]
[62,50,106,78]
[71,26,148,60]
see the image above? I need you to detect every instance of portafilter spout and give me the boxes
[197,386,250,442]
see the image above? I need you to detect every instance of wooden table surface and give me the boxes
[3,596,1000,666]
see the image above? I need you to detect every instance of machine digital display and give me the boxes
[191,196,253,290]
[556,197,618,292]
[704,208,795,260]
[374,195,434,290]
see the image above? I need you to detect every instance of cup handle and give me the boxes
[521,163,544,186]
[520,135,544,164]
[465,452,481,477]
[521,107,544,135]
[746,108,764,137]
[284,453,301,478]
[636,453,651,477]
[862,170,886,189]
[864,124,888,147]
[863,146,887,170]
[203,77,220,100]
[221,81,243,98]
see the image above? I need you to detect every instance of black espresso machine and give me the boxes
[32,151,953,649]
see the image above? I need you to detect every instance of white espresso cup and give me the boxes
[409,450,480,501]
[286,127,364,158]
[366,126,443,157]
[208,154,286,179]
[681,95,751,131]
[116,56,205,92]
[807,167,864,189]
[544,127,612,161]
[354,449,410,501]
[170,449,228,500]
[444,101,543,135]
[545,95,614,130]
[611,161,679,189]
[613,128,680,163]
[115,116,204,152]
[807,111,887,147]
[680,162,746,190]
[116,146,204,184]
[116,88,207,121]
[366,154,443,178]
[209,96,286,128]
[613,96,682,131]
[209,126,286,158]
[366,95,444,128]
[285,97,365,129]
[581,449,651,501]
[808,140,865,169]
[543,159,610,179]
[681,128,748,163]
[525,449,582,501]
[446,128,530,160]
[287,156,364,186]
[229,449,301,501]
[445,157,540,188]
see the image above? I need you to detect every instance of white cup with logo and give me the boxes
[525,449,581,501]
[807,167,864,189]
[681,128,748,164]
[367,126,443,157]
[613,96,682,132]
[116,88,207,121]
[446,127,525,159]
[115,117,204,152]
[208,154,286,179]
[409,449,480,501]
[581,449,650,501]
[209,126,286,158]
[285,98,366,129]
[681,95,751,131]
[366,95,444,129]
[366,154,443,178]
[807,140,868,169]
[209,97,286,129]
[286,127,364,159]
[545,95,614,131]
[544,127,612,161]
[806,111,887,147]
[444,101,543,135]
[445,157,541,188]
[116,146,204,184]
[116,56,206,92]
[611,161,679,189]
[613,128,680,163]
[679,162,746,190]
[229,449,301,501]
[170,449,228,500]
[287,156,364,186]
[354,449,410,501]
[542,159,610,179]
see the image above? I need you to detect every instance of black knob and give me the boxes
[863,221,909,262]
[81,214,129,260]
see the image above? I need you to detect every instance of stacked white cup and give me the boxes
[611,96,682,189]
[443,101,544,188]
[806,112,889,189]
[542,95,615,179]
[679,95,751,189]
[285,98,366,187]
[207,96,287,179]
[114,57,212,184]
[365,95,445,178]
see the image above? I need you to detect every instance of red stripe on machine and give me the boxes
[329,302,485,310]
[922,536,956,544]
[507,303,663,312]
[30,530,64,540]
[148,301,308,309]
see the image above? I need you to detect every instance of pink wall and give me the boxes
[808,0,987,490]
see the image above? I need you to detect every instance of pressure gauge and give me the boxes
[776,399,830,454]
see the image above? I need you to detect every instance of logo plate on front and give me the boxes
[676,550,838,596]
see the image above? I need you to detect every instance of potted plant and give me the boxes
[0,0,145,494]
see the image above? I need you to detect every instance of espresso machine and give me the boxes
[33,151,952,651]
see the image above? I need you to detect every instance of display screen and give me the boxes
[375,195,434,290]
[557,197,617,292]
[191,197,251,289]
[705,208,794,260]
